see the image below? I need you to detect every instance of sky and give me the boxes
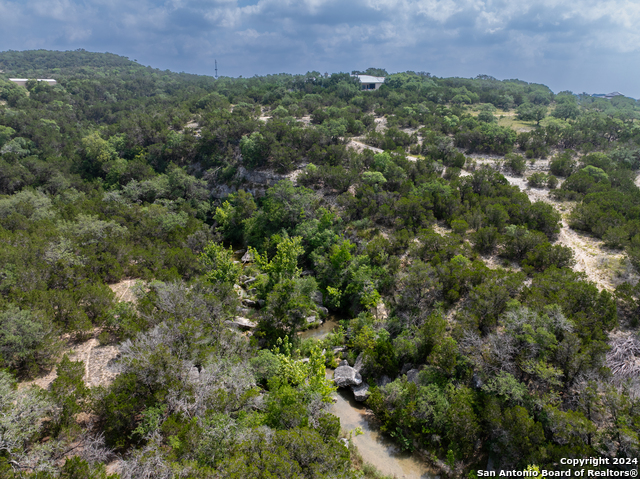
[1,0,640,97]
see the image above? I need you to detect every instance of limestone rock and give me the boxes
[188,366,200,382]
[406,369,420,385]
[241,251,253,263]
[305,315,317,324]
[351,382,370,401]
[354,352,364,373]
[401,363,414,375]
[211,184,237,199]
[374,301,388,320]
[333,364,363,388]
[233,284,245,298]
[377,375,391,387]
[226,317,257,329]
[310,291,323,305]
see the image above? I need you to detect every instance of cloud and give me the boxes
[1,0,640,96]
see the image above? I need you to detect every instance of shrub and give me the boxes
[527,172,548,188]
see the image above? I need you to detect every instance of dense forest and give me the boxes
[1,49,640,478]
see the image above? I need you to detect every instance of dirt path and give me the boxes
[347,138,420,162]
[109,278,139,303]
[348,137,631,291]
[19,280,141,391]
[482,161,630,292]
[20,332,118,390]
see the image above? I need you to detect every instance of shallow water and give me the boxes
[298,318,339,340]
[329,377,435,479]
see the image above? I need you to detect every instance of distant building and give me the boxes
[9,78,57,87]
[355,75,385,91]
[591,91,625,100]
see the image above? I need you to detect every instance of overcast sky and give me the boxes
[2,0,639,97]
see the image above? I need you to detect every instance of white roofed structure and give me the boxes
[355,75,385,91]
[9,78,57,87]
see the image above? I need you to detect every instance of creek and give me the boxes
[298,318,340,340]
[327,374,436,478]
[299,316,436,476]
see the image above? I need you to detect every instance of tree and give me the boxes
[0,304,61,377]
[0,371,57,471]
[200,242,242,284]
[517,103,547,125]
[252,235,305,284]
[50,355,89,427]
[240,131,268,168]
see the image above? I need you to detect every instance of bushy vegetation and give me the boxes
[1,51,640,478]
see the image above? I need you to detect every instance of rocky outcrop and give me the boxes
[233,284,245,298]
[211,184,237,199]
[351,382,370,402]
[333,361,363,388]
[374,301,388,320]
[400,363,414,375]
[354,353,364,373]
[239,167,284,186]
[377,375,391,387]
[311,291,323,305]
[226,317,257,329]
[406,369,420,384]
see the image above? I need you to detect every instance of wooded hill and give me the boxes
[1,50,640,478]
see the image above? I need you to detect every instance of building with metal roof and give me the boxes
[355,75,385,91]
[9,79,57,87]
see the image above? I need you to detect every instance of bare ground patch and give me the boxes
[19,280,141,391]
[108,278,140,303]
[20,332,119,390]
[472,158,631,291]
[347,139,420,161]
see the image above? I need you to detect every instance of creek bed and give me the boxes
[298,318,339,340]
[329,375,435,479]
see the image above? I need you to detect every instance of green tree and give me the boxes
[0,305,61,377]
[200,242,242,284]
[240,132,268,168]
[50,355,89,427]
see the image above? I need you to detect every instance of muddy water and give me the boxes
[329,379,435,478]
[298,318,339,340]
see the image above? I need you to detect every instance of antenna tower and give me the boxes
[215,60,218,79]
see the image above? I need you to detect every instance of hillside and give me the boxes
[1,50,640,478]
